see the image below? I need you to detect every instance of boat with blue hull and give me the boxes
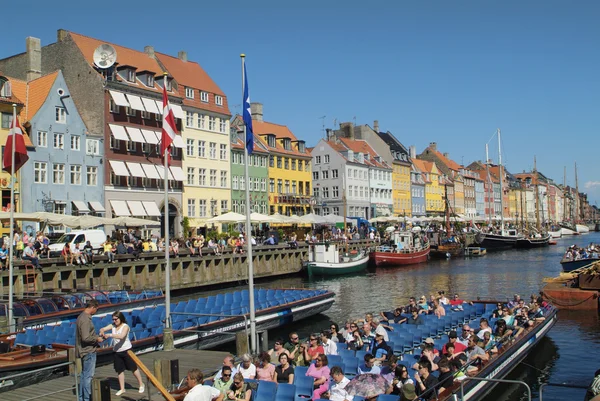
[560,257,600,272]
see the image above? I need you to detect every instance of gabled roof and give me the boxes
[230,135,269,155]
[0,74,25,107]
[233,115,310,158]
[377,131,410,154]
[338,137,391,169]
[25,71,59,121]
[412,159,436,175]
[156,53,230,115]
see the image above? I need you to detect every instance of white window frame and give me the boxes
[186,139,195,157]
[187,199,196,217]
[53,163,65,184]
[198,140,206,157]
[197,114,205,129]
[315,156,321,164]
[187,167,196,185]
[199,169,206,186]
[220,171,227,188]
[220,144,227,160]
[86,166,97,186]
[209,142,217,159]
[86,139,100,155]
[37,131,48,148]
[55,107,67,123]
[324,154,330,163]
[200,91,209,102]
[215,95,223,105]
[185,87,195,99]
[34,162,48,183]
[219,119,226,133]
[208,116,216,131]
[70,135,81,151]
[70,165,82,185]
[232,176,239,190]
[53,133,64,149]
[210,169,217,187]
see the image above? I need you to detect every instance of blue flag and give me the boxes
[243,62,254,155]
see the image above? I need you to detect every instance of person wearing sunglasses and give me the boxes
[391,364,413,395]
[99,311,144,396]
[306,353,330,400]
[213,366,233,394]
[226,373,252,401]
[303,335,324,363]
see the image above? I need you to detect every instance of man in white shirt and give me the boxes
[184,369,224,401]
[321,330,338,356]
[214,355,238,380]
[327,366,353,401]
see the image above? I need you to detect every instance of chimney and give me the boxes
[409,145,416,159]
[373,120,379,132]
[250,102,263,122]
[144,46,155,58]
[429,142,437,151]
[177,51,188,62]
[340,122,354,139]
[326,128,333,140]
[26,37,42,81]
[443,152,449,158]
[57,29,68,42]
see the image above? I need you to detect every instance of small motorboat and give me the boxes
[305,242,370,277]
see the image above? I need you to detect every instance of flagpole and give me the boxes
[8,104,17,333]
[241,54,257,353]
[163,74,173,351]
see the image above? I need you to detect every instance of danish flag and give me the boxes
[160,78,178,163]
[3,110,29,173]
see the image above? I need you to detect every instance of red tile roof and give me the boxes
[252,120,311,158]
[25,71,59,121]
[337,137,391,169]
[432,149,462,171]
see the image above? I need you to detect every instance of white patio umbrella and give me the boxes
[323,213,345,224]
[249,212,274,223]
[299,213,328,224]
[206,211,246,223]
[268,212,291,224]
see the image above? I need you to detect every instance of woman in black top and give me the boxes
[274,353,295,384]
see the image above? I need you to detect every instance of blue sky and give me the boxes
[2,1,599,203]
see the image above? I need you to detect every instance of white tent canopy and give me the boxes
[206,211,246,223]
[0,212,160,228]
[299,213,328,224]
[323,213,345,224]
[249,212,274,223]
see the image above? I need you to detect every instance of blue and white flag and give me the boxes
[243,62,254,155]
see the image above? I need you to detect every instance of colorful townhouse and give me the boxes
[378,132,412,217]
[156,51,231,231]
[461,168,477,219]
[249,103,312,215]
[410,162,426,217]
[412,159,443,215]
[0,31,188,237]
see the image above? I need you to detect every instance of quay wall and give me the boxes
[0,241,373,297]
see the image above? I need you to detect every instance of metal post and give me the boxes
[163,75,173,351]
[8,104,17,332]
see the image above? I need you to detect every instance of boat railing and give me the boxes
[538,382,589,401]
[0,360,78,399]
[167,311,249,338]
[458,377,532,401]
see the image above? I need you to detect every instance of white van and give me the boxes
[48,229,107,257]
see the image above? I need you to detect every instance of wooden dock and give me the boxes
[2,349,229,401]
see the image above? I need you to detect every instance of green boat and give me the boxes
[305,242,370,277]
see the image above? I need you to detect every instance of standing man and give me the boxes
[76,300,104,401]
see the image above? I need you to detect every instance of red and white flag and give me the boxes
[3,110,29,174]
[160,78,178,162]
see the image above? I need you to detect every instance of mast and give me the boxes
[497,129,505,234]
[534,156,540,232]
[575,162,582,221]
[444,183,450,233]
[485,144,492,225]
[343,168,348,252]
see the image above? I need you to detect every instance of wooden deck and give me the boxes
[2,349,229,401]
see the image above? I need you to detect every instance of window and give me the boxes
[71,135,81,151]
[110,171,118,186]
[198,141,206,157]
[220,171,227,187]
[126,69,135,83]
[291,159,296,170]
[240,177,245,190]
[322,170,329,179]
[37,131,48,147]
[285,180,290,194]
[323,187,329,198]
[248,177,254,192]
[55,107,66,123]
[55,203,66,215]
[185,87,194,99]
[333,186,339,198]
[219,119,226,133]
[186,139,194,156]
[232,200,239,213]
[187,167,195,185]
[126,139,135,152]
[0,79,11,97]
[348,169,353,178]
[269,155,274,167]
[277,179,282,194]
[34,162,48,183]
[292,181,297,194]
[200,91,209,102]
[210,169,217,187]
[315,156,321,164]
[109,99,119,113]
[313,187,319,198]
[220,144,227,160]
[70,165,82,185]
[209,142,216,158]
[299,181,304,195]
[186,111,194,127]
[260,178,266,191]
[199,169,206,186]
[284,158,289,169]
[87,139,100,155]
[324,154,330,163]
[86,166,97,186]
[333,207,339,215]
[53,163,65,184]
[198,199,206,217]
[269,178,275,192]
[313,171,319,180]
[277,157,282,169]
[127,174,136,187]
[187,199,196,217]
[125,106,136,117]
[261,156,267,167]
[146,75,154,87]
[298,160,303,171]
[53,133,64,149]
[348,185,353,198]
[208,116,216,131]
[254,177,260,191]
[221,200,228,212]
[232,176,238,190]
[1,112,13,129]
[197,114,205,129]
[332,169,338,178]
[215,95,223,105]
[267,135,276,147]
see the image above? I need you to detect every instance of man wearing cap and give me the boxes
[401,382,417,401]
[371,332,392,365]
[442,331,467,354]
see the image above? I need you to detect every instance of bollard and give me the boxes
[154,359,177,388]
[259,330,268,353]
[236,331,249,356]
[92,378,111,401]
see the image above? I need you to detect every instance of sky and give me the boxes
[2,1,599,203]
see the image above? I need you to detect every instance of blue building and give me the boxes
[20,71,104,233]
[475,178,485,220]
[410,164,426,217]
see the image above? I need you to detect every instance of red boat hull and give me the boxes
[542,282,599,310]
[370,246,430,267]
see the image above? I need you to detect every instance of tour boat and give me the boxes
[305,242,370,277]
[370,231,430,266]
[560,257,600,272]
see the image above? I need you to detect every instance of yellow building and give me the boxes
[0,74,28,236]
[413,159,443,214]
[392,160,412,217]
[453,175,465,215]
[157,53,231,233]
[250,103,312,215]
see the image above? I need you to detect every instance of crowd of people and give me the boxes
[562,243,600,261]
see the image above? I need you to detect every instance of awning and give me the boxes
[109,90,130,107]
[141,97,160,114]
[125,94,146,111]
[89,201,106,212]
[156,165,174,180]
[169,166,185,181]
[109,160,130,176]
[172,135,184,148]
[125,127,145,143]
[72,200,90,212]
[154,100,163,115]
[126,200,147,216]
[170,104,184,119]
[142,201,161,216]
[110,200,131,216]
[126,162,146,178]
[141,129,159,144]
[108,124,129,141]
[141,164,160,179]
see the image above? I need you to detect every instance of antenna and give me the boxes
[319,115,326,137]
[333,118,337,128]
[93,44,117,69]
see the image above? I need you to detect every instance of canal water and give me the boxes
[190,232,600,401]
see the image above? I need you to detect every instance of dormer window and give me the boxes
[147,75,154,87]
[126,69,135,83]
[158,76,172,91]
[185,87,194,99]
[267,134,276,148]
[215,95,223,106]
[298,140,305,153]
[0,78,11,97]
[283,138,291,150]
[201,91,209,102]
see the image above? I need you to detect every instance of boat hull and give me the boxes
[477,233,518,251]
[549,230,562,238]
[429,243,464,259]
[307,255,370,276]
[576,224,590,234]
[464,247,487,256]
[560,258,600,272]
[560,227,577,236]
[542,282,599,310]
[369,246,430,267]
[515,234,551,249]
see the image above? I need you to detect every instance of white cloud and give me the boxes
[585,181,600,189]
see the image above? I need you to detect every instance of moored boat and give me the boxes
[475,229,519,251]
[560,257,600,272]
[542,263,600,310]
[370,230,429,266]
[429,242,463,259]
[576,224,590,234]
[515,233,551,248]
[464,246,487,256]
[305,242,369,277]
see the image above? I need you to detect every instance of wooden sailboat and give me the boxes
[515,156,550,248]
[429,184,463,258]
[574,162,590,234]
